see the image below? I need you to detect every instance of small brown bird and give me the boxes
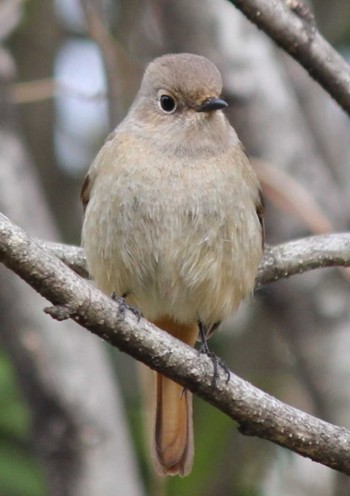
[81,53,263,477]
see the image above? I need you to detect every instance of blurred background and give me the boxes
[1,0,350,495]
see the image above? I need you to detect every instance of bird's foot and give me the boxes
[111,292,142,321]
[198,321,230,386]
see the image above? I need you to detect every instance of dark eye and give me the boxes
[159,94,176,113]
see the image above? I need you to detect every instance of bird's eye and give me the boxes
[159,94,176,113]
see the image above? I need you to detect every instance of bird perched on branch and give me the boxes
[81,53,264,476]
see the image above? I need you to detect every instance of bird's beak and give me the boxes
[196,97,228,112]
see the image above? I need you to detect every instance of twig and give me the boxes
[80,1,143,128]
[80,0,119,128]
[1,213,350,474]
[42,240,89,279]
[256,160,333,234]
[11,78,106,104]
[229,0,350,115]
[258,233,350,286]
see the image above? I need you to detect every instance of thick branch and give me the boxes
[42,233,350,287]
[229,0,350,115]
[1,212,350,474]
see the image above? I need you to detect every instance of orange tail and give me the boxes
[151,318,198,476]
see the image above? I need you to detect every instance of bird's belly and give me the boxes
[83,187,262,325]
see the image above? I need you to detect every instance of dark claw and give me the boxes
[111,292,142,322]
[198,321,231,386]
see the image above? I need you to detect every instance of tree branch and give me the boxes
[42,233,350,288]
[257,233,350,285]
[229,0,350,115]
[1,212,350,474]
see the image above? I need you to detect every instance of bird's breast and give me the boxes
[82,145,262,323]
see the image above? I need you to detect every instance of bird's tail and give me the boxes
[151,318,198,476]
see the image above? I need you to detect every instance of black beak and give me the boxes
[196,97,228,113]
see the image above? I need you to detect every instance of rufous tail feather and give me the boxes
[151,317,198,476]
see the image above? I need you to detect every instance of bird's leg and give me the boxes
[198,320,211,355]
[198,320,230,386]
[111,291,142,321]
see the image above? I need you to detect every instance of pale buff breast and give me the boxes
[82,133,262,326]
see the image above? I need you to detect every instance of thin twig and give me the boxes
[256,160,333,234]
[10,78,106,104]
[80,0,133,128]
[258,233,350,286]
[80,0,119,128]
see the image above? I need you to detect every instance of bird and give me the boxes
[81,53,264,477]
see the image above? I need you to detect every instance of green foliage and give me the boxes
[167,402,232,496]
[0,348,46,496]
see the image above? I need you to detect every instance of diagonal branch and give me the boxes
[1,212,350,474]
[229,0,350,115]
